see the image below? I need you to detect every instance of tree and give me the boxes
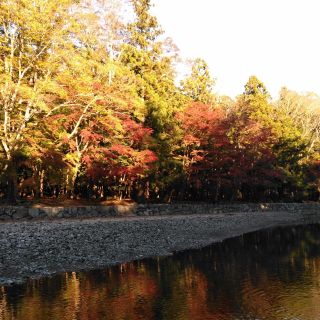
[226,109,279,201]
[178,102,229,201]
[236,75,272,125]
[178,101,279,202]
[44,33,153,198]
[121,0,185,200]
[277,88,320,154]
[181,58,216,106]
[0,0,76,202]
[236,77,309,200]
[78,0,128,84]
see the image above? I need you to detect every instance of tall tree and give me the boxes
[0,0,76,202]
[236,76,309,200]
[181,58,216,106]
[237,75,272,125]
[121,0,185,200]
[178,102,229,201]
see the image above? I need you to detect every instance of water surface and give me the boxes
[1,224,320,319]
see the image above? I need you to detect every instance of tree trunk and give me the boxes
[34,169,45,199]
[39,170,44,198]
[213,177,221,203]
[6,162,18,204]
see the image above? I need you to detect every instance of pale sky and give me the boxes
[151,0,320,99]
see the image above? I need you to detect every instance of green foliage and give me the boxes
[119,0,186,199]
[181,58,216,105]
[237,76,272,125]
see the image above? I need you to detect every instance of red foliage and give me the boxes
[122,118,153,145]
[179,102,279,192]
[80,129,103,143]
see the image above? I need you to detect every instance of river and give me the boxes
[1,224,320,319]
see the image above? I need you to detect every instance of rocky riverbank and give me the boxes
[1,208,320,285]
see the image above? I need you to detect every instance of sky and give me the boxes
[151,0,320,99]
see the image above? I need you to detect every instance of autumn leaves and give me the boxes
[0,1,319,203]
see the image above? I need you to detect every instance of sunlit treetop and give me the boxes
[181,58,216,106]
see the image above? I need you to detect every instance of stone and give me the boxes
[29,208,40,218]
[12,209,28,219]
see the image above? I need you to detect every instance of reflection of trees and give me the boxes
[2,224,320,319]
[0,263,158,320]
[177,224,320,319]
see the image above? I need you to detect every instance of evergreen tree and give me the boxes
[181,58,215,106]
[238,75,272,125]
[121,0,185,200]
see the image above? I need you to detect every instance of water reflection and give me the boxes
[1,224,320,319]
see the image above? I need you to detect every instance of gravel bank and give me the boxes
[1,210,320,285]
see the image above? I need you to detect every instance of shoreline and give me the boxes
[1,210,320,286]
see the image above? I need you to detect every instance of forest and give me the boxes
[0,0,320,204]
